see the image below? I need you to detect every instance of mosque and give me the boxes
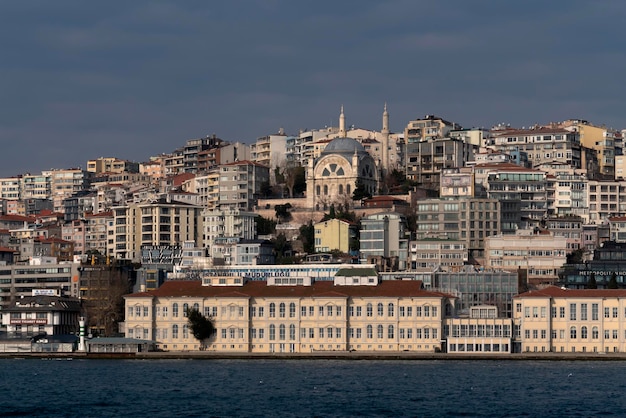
[305,106,392,210]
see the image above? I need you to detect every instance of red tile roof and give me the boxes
[126,280,452,299]
[0,214,35,222]
[516,285,626,299]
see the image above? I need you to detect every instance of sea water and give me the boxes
[1,359,624,417]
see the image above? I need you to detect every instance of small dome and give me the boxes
[321,137,367,156]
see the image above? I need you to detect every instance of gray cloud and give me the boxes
[0,0,625,176]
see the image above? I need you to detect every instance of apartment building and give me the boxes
[0,257,80,312]
[413,197,501,263]
[360,212,409,271]
[87,157,139,174]
[202,208,257,259]
[314,218,357,254]
[408,238,467,272]
[0,177,21,200]
[478,163,547,231]
[484,229,568,286]
[49,169,91,213]
[111,197,202,261]
[489,126,581,169]
[218,160,269,211]
[587,180,626,223]
[561,119,616,178]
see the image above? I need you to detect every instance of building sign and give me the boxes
[10,319,47,325]
[141,245,183,264]
[32,289,57,296]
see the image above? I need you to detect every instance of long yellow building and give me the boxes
[124,276,453,353]
[514,286,626,354]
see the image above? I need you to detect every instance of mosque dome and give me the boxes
[321,137,368,158]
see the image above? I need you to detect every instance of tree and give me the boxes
[256,216,277,235]
[186,308,215,351]
[299,221,315,254]
[352,180,372,201]
[275,203,292,222]
[282,165,306,198]
[587,273,598,289]
[608,272,619,289]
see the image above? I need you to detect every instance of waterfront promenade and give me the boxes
[3,350,626,361]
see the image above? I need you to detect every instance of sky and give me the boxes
[1,0,625,177]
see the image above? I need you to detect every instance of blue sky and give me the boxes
[1,0,625,176]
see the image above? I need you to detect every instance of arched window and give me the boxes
[366,303,373,317]
[279,324,286,340]
[581,326,588,339]
[592,326,599,339]
[324,185,328,195]
[269,324,276,340]
[289,303,296,318]
[316,185,320,196]
[347,184,351,195]
[289,324,296,340]
[366,325,373,339]
[388,303,395,317]
[172,324,179,339]
[183,324,189,339]
[388,325,394,339]
[279,303,286,318]
[377,325,384,339]
[172,303,179,318]
[570,326,577,339]
[339,184,344,194]
[183,303,189,317]
[377,303,384,316]
[193,303,199,312]
[269,303,276,318]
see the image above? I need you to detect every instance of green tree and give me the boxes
[275,203,292,221]
[186,308,215,351]
[256,216,276,235]
[299,221,315,254]
[587,273,598,289]
[608,272,619,289]
[352,180,372,201]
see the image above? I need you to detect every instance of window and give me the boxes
[143,306,149,317]
[269,325,276,340]
[279,303,285,318]
[559,307,565,318]
[183,325,189,339]
[258,307,264,317]
[592,304,598,320]
[592,326,599,339]
[540,307,546,318]
[173,303,179,318]
[327,305,333,317]
[569,304,576,321]
[319,306,324,317]
[580,304,587,321]
[319,328,324,338]
[290,303,296,318]
[416,306,422,317]
[388,325,394,339]
[570,326,576,339]
[613,307,618,318]
[289,324,296,341]
[605,307,610,318]
[399,307,405,317]
[377,325,384,339]
[377,303,384,316]
[336,306,342,317]
[367,304,373,317]
[388,303,394,317]
[356,306,362,317]
[581,326,588,339]
[183,303,189,317]
[172,324,179,339]
[532,307,538,318]
[269,303,276,318]
[301,306,307,317]
[279,324,285,340]
[366,325,373,339]
[424,306,430,317]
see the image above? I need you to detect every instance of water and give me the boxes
[1,359,625,417]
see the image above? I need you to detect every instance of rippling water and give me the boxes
[1,359,625,417]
